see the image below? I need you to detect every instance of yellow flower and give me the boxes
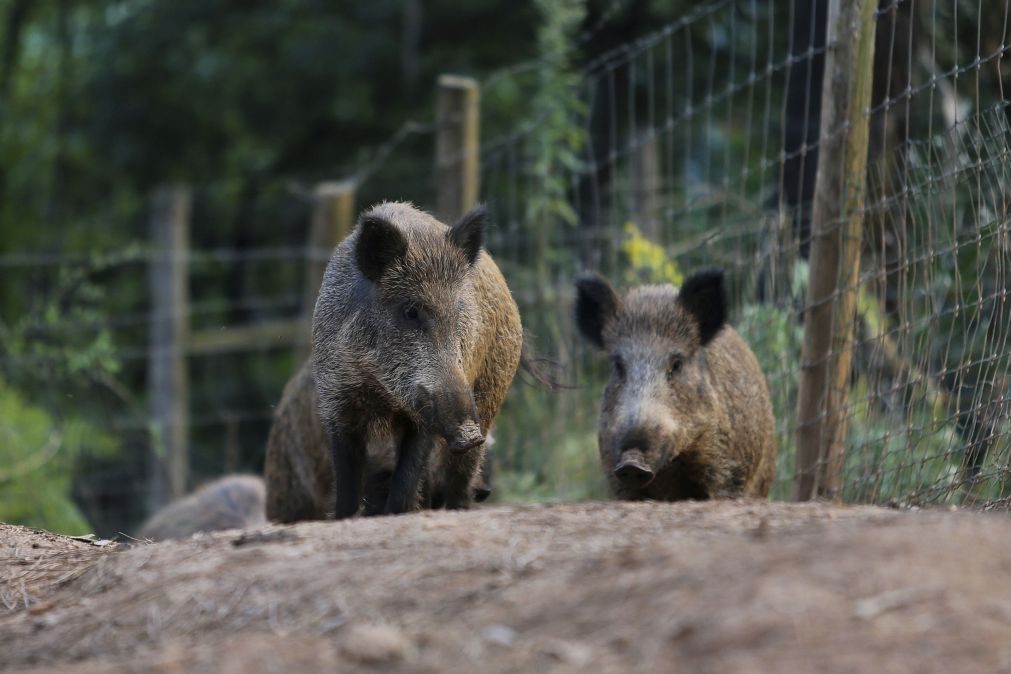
[621,222,683,285]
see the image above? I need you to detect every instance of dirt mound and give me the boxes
[2,501,1010,673]
[1,524,115,614]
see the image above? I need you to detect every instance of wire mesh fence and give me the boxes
[474,0,1011,507]
[3,0,1010,536]
[842,106,1011,505]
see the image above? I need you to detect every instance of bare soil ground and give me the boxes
[3,501,1011,673]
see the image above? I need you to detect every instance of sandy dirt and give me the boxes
[1,524,115,615]
[2,501,1011,673]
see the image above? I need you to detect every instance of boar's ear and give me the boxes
[448,204,487,266]
[575,272,619,349]
[356,214,408,282]
[677,268,727,346]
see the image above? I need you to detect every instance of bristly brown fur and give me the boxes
[263,363,410,520]
[576,270,776,501]
[266,202,522,520]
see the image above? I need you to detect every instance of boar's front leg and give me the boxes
[385,425,434,515]
[330,423,366,520]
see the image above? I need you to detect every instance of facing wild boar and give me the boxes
[575,268,775,500]
[310,201,522,518]
[138,475,266,541]
[263,361,497,523]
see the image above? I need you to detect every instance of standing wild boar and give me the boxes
[308,201,522,518]
[138,475,267,541]
[263,361,496,522]
[575,268,775,500]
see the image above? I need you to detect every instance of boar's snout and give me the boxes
[614,449,655,487]
[448,420,484,454]
[416,383,484,454]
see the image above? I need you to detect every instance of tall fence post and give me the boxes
[148,186,191,511]
[793,0,877,501]
[435,74,480,222]
[298,181,356,363]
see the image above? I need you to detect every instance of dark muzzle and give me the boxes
[614,449,655,487]
[416,383,484,454]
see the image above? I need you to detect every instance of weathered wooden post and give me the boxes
[148,186,191,510]
[793,0,877,501]
[298,181,355,363]
[435,74,480,222]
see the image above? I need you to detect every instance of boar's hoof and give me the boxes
[448,423,484,454]
[614,450,655,487]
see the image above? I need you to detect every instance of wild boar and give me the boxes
[575,268,775,500]
[308,201,522,518]
[138,475,266,541]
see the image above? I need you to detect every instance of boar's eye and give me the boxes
[666,355,685,379]
[611,354,626,380]
[399,303,424,329]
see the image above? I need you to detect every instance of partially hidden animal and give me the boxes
[138,475,266,541]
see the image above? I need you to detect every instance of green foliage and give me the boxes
[525,0,587,238]
[1,253,131,395]
[495,427,606,503]
[493,381,608,505]
[0,380,115,534]
[743,248,1009,505]
[490,0,596,504]
[842,113,1011,504]
[0,254,127,533]
[839,377,962,505]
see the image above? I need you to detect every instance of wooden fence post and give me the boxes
[435,74,480,222]
[793,0,877,501]
[298,181,355,363]
[148,186,191,511]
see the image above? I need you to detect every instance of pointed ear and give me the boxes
[447,204,487,265]
[677,268,727,346]
[356,214,408,282]
[575,272,620,349]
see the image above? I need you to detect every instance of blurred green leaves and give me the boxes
[0,379,116,534]
[0,254,129,534]
[526,0,587,235]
